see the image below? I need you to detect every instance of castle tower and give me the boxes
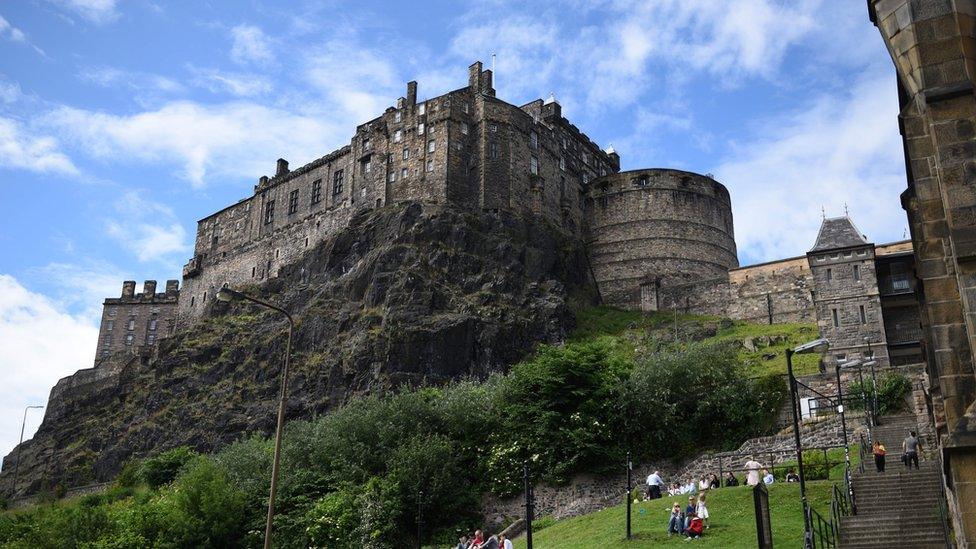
[870,1,976,543]
[94,279,180,365]
[807,216,889,367]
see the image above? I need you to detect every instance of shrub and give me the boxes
[305,488,362,549]
[139,446,199,489]
[157,457,246,548]
[848,373,912,415]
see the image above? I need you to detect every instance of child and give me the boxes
[696,493,710,529]
[666,502,683,537]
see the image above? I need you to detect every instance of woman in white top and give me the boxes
[744,458,763,486]
[696,493,710,529]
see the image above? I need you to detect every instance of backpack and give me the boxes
[687,517,704,536]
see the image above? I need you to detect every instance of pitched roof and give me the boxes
[809,216,871,252]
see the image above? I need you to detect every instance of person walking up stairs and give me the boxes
[838,415,948,548]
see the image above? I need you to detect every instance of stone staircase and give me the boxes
[838,415,948,548]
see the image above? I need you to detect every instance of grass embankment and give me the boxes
[571,306,820,376]
[514,481,834,549]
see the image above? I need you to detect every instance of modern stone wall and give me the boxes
[586,169,738,309]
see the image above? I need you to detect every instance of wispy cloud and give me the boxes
[0,13,46,55]
[104,190,190,266]
[0,116,79,175]
[42,101,343,186]
[230,24,273,65]
[712,65,904,264]
[79,66,184,93]
[48,0,119,25]
[188,66,272,97]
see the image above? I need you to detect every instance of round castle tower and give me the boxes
[585,168,738,310]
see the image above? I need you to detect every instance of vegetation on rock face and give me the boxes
[1,307,803,548]
[849,373,913,415]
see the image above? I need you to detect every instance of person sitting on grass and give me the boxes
[709,473,720,489]
[786,468,800,482]
[667,502,684,537]
[698,475,709,492]
[725,471,739,487]
[684,495,698,532]
[762,469,775,484]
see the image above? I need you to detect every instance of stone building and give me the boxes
[94,280,179,364]
[178,61,621,324]
[585,168,739,309]
[869,0,976,543]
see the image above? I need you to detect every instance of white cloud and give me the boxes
[230,24,273,65]
[103,190,190,265]
[712,65,905,264]
[304,40,401,121]
[33,261,128,322]
[79,66,184,93]
[48,0,119,24]
[189,67,272,97]
[0,13,45,55]
[0,116,79,175]
[0,274,98,460]
[0,79,22,103]
[42,101,343,187]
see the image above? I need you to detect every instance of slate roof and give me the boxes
[809,216,871,252]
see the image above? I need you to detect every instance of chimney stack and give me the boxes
[468,61,483,90]
[165,280,179,296]
[122,281,136,299]
[406,81,418,106]
[276,158,289,177]
[143,280,157,296]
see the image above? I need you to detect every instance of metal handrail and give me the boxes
[857,433,867,475]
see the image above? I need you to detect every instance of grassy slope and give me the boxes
[514,481,835,549]
[571,307,821,376]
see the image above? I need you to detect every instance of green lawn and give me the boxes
[513,480,835,548]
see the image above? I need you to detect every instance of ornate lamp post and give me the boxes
[787,338,829,549]
[215,286,294,549]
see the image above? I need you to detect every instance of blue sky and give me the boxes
[0,0,908,458]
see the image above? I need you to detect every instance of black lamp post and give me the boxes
[836,359,858,515]
[787,338,829,549]
[523,461,534,549]
[9,405,44,496]
[215,286,294,549]
[626,452,632,540]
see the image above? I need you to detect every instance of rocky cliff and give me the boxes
[1,202,596,498]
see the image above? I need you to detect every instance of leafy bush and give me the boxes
[139,446,199,489]
[158,457,246,548]
[305,487,362,548]
[848,373,912,415]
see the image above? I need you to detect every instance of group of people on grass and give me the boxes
[456,530,513,549]
[871,430,924,472]
[665,494,709,539]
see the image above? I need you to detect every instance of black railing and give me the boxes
[810,506,836,549]
[857,433,867,475]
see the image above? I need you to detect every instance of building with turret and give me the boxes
[94,280,179,364]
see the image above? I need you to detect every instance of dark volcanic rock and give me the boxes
[1,202,595,498]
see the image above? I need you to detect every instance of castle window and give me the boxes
[853,265,861,281]
[212,235,219,246]
[462,102,469,113]
[106,320,114,331]
[146,334,156,345]
[562,137,568,149]
[108,307,116,316]
[103,334,111,345]
[559,157,566,171]
[362,137,371,151]
[125,334,134,346]
[264,200,275,225]
[530,131,538,149]
[311,179,322,205]
[488,123,497,133]
[203,291,207,302]
[600,167,607,176]
[288,189,299,215]
[826,268,832,282]
[859,305,866,324]
[582,152,589,165]
[267,259,272,275]
[427,139,436,153]
[403,147,410,160]
[394,129,402,143]
[388,171,396,183]
[583,173,589,184]
[530,156,539,175]
[426,159,434,172]
[362,160,371,174]
[401,168,407,179]
[148,319,158,331]
[489,142,499,159]
[127,318,135,331]
[190,296,195,307]
[461,122,469,135]
[832,308,839,328]
[418,122,425,134]
[386,153,394,164]
[418,103,426,115]
[637,176,649,187]
[252,266,256,278]
[333,170,344,195]
[394,110,402,123]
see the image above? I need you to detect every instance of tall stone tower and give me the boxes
[870,0,976,544]
[808,216,889,367]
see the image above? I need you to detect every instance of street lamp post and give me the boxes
[863,337,879,424]
[787,338,829,549]
[626,452,632,540]
[215,287,294,549]
[835,360,857,515]
[9,405,44,497]
[523,461,534,549]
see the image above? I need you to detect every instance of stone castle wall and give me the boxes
[585,169,738,309]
